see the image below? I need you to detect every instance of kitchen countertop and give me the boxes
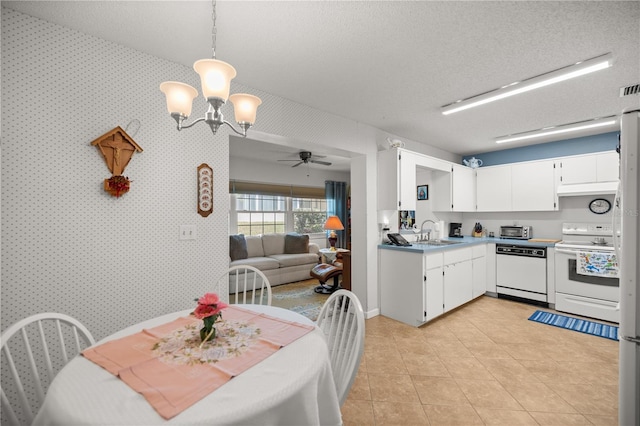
[379,236,558,253]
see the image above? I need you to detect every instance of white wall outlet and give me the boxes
[179,225,196,240]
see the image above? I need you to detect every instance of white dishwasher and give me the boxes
[496,244,547,304]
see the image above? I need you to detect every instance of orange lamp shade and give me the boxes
[323,216,344,231]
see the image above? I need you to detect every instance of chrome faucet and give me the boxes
[419,220,436,241]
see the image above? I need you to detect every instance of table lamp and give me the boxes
[323,215,344,251]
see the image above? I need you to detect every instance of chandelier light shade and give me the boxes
[159,82,199,118]
[495,116,619,144]
[229,94,262,125]
[193,59,236,101]
[441,53,613,116]
[324,215,345,251]
[160,0,261,137]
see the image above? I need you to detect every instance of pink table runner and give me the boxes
[82,305,314,419]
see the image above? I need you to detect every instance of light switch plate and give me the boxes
[179,225,196,240]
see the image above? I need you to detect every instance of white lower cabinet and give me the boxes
[424,253,444,321]
[471,245,487,298]
[380,245,481,327]
[379,249,425,326]
[442,247,473,313]
[444,260,472,311]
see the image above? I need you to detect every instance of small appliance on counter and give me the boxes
[449,222,463,238]
[499,225,532,240]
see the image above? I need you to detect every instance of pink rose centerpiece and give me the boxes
[193,292,228,345]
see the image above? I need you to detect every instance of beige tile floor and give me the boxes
[341,296,619,425]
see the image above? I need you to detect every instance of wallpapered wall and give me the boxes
[1,7,233,342]
[0,8,369,421]
[0,6,376,340]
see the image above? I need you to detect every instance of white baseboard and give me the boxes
[365,308,380,319]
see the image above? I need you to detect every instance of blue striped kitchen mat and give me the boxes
[528,310,618,341]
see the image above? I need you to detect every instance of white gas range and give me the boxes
[554,222,619,323]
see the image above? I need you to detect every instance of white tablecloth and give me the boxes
[33,305,342,426]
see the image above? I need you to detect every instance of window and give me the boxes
[232,194,326,236]
[235,194,286,236]
[292,198,327,234]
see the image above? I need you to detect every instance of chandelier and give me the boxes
[160,0,261,137]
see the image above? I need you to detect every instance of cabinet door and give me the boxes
[472,257,486,298]
[377,149,401,210]
[560,155,597,184]
[425,268,444,321]
[452,164,475,212]
[511,160,557,211]
[444,260,472,311]
[596,151,619,182]
[476,166,512,211]
[399,150,417,211]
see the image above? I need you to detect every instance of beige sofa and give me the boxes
[229,233,320,287]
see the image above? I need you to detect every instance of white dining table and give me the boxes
[32,305,342,426]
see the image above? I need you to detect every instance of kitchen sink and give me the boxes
[418,239,463,246]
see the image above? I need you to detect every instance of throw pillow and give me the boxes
[229,234,248,261]
[284,233,309,254]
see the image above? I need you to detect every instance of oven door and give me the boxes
[554,248,619,301]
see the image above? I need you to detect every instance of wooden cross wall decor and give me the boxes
[91,126,143,197]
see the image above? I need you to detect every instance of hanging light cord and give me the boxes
[211,0,217,59]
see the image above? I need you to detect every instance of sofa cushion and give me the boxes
[229,234,248,261]
[284,233,309,254]
[262,233,286,256]
[230,256,280,271]
[245,235,264,258]
[270,253,319,268]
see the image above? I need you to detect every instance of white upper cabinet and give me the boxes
[476,165,512,211]
[377,148,417,211]
[559,151,619,184]
[596,151,619,182]
[511,159,557,211]
[432,164,475,212]
[452,165,475,211]
[378,148,450,211]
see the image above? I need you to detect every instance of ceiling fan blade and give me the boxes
[311,154,327,159]
[310,159,332,166]
[277,159,301,162]
[291,161,304,168]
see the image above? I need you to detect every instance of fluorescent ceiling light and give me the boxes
[441,53,613,115]
[495,116,618,144]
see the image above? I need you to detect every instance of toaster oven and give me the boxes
[500,226,532,240]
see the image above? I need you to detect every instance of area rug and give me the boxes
[270,279,329,322]
[528,310,618,341]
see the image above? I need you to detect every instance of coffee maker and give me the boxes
[449,222,463,238]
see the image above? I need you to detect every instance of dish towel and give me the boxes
[576,251,619,277]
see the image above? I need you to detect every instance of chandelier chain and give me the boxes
[211,0,217,59]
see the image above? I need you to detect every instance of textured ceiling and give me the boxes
[4,0,639,162]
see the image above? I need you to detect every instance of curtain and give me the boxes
[325,181,348,248]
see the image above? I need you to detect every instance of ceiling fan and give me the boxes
[278,151,332,168]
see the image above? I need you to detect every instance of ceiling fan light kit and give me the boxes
[441,53,613,116]
[495,115,618,144]
[160,0,261,137]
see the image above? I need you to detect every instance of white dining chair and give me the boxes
[221,265,273,306]
[316,289,365,406]
[1,312,95,425]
